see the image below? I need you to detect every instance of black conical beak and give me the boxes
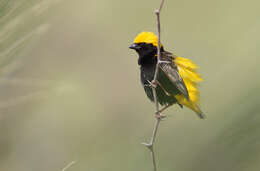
[129,43,140,50]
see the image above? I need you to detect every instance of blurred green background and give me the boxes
[0,0,260,170]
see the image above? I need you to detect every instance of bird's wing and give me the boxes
[159,52,190,100]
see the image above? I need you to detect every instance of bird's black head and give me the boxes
[129,32,163,65]
[129,43,157,59]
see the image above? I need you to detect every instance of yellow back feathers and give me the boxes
[134,32,161,47]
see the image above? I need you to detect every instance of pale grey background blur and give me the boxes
[0,0,260,170]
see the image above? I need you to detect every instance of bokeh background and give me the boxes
[0,0,260,170]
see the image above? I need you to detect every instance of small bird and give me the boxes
[129,32,205,119]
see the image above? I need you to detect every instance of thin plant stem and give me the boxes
[142,1,166,171]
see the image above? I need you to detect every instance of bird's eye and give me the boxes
[142,46,148,50]
[139,43,148,50]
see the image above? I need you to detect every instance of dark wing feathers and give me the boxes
[159,52,190,100]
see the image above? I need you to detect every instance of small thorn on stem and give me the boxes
[142,142,153,150]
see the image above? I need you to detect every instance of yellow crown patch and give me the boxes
[133,32,162,47]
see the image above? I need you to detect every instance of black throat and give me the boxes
[138,46,164,66]
[138,54,157,66]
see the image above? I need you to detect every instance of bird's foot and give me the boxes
[155,112,166,120]
[147,80,157,88]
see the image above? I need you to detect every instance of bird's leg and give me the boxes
[155,81,171,96]
[159,104,172,113]
[155,104,172,119]
[147,80,172,119]
[148,80,171,96]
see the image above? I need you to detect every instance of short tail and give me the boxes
[196,111,206,119]
[194,106,206,119]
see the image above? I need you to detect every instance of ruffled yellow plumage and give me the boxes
[174,57,204,117]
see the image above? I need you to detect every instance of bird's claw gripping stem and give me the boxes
[148,80,157,88]
[155,112,166,120]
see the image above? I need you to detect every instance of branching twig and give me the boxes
[142,0,166,171]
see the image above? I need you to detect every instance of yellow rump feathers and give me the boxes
[174,57,203,115]
[134,32,162,47]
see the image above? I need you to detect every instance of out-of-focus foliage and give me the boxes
[0,0,259,170]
